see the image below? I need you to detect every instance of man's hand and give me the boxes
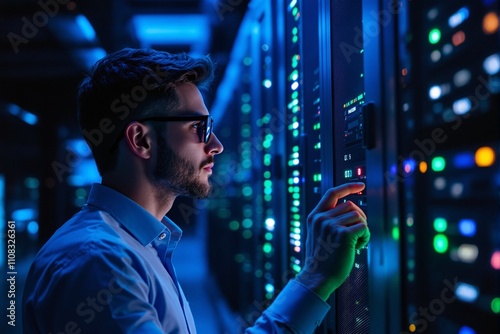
[295,182,369,301]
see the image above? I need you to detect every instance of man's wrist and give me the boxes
[294,272,336,302]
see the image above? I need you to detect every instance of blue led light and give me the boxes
[453,152,475,168]
[448,7,469,28]
[27,221,39,235]
[459,326,476,334]
[458,219,476,237]
[403,159,416,174]
[12,208,37,221]
[72,47,107,70]
[76,15,97,42]
[456,282,479,302]
[7,104,38,125]
[132,14,210,55]
[483,53,500,75]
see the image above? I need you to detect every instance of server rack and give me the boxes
[398,1,500,332]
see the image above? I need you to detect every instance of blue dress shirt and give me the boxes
[22,183,329,333]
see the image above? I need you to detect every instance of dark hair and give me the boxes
[77,48,215,175]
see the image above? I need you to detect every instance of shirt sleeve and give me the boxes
[245,279,330,334]
[23,242,165,334]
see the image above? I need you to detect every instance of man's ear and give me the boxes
[123,122,153,159]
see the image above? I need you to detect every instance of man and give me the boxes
[22,48,369,333]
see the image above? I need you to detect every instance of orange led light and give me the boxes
[419,161,428,173]
[483,12,499,34]
[475,146,495,167]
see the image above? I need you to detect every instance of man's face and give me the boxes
[152,83,224,199]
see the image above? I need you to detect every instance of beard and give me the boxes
[153,137,212,199]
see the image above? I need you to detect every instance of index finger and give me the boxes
[312,182,365,213]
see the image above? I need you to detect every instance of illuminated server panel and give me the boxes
[283,0,324,289]
[327,0,370,332]
[207,0,285,324]
[399,0,500,332]
[285,0,305,277]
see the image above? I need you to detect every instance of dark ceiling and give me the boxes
[0,0,249,176]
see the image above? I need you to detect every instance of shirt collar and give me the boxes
[85,183,183,246]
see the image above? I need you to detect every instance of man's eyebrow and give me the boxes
[169,111,210,117]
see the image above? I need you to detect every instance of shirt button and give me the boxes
[159,232,167,240]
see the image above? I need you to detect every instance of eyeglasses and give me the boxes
[138,115,213,144]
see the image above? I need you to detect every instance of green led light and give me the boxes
[292,264,301,273]
[433,217,447,232]
[242,159,252,169]
[429,28,441,44]
[291,90,299,99]
[292,27,298,35]
[241,103,251,114]
[263,242,273,254]
[431,156,446,172]
[433,234,448,253]
[241,93,251,103]
[243,57,252,66]
[235,254,244,263]
[491,297,500,314]
[262,113,271,123]
[242,218,253,228]
[229,220,240,231]
[265,232,273,241]
[242,186,253,197]
[241,125,251,137]
[392,227,400,240]
[264,194,272,202]
[264,171,271,178]
[242,230,252,239]
[264,180,272,187]
[265,283,274,293]
[292,35,298,43]
[263,79,272,88]
[407,273,415,282]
